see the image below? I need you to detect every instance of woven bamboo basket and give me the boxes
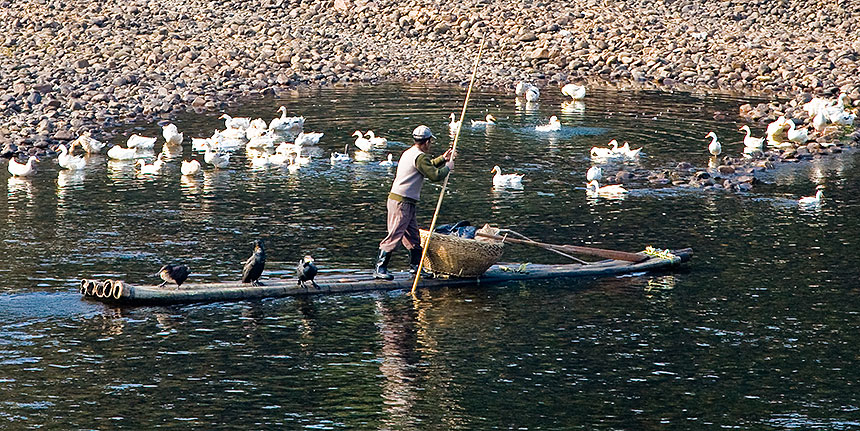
[419,229,504,277]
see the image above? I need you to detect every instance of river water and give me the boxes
[1,84,859,429]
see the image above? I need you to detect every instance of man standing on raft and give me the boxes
[374,125,456,280]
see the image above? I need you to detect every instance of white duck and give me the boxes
[491,165,524,188]
[191,137,212,152]
[8,156,39,177]
[803,97,830,117]
[515,82,530,97]
[268,106,290,132]
[471,114,497,127]
[289,147,311,166]
[203,143,231,168]
[249,153,271,169]
[586,180,628,198]
[586,165,602,182]
[268,150,290,165]
[706,131,721,156]
[449,113,462,132]
[617,142,642,160]
[352,130,372,152]
[295,132,324,147]
[739,125,765,151]
[162,124,184,147]
[561,83,586,100]
[330,143,351,164]
[286,154,301,173]
[366,130,387,147]
[220,113,251,130]
[812,110,828,131]
[823,94,849,123]
[246,133,276,150]
[245,118,268,140]
[379,153,397,167]
[136,154,165,175]
[127,134,157,150]
[269,107,305,138]
[766,116,790,143]
[107,145,138,160]
[831,111,856,126]
[798,187,823,206]
[591,140,621,160]
[57,144,86,170]
[786,120,809,144]
[275,141,298,155]
[525,86,540,102]
[180,159,201,176]
[73,132,105,154]
[535,116,561,132]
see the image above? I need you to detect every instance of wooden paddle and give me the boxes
[475,232,648,263]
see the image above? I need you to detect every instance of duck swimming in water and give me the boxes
[180,159,201,176]
[586,180,628,198]
[586,165,602,182]
[58,143,87,170]
[366,130,387,147]
[535,116,561,132]
[449,113,462,132]
[220,113,251,131]
[107,144,138,160]
[352,130,372,152]
[491,165,524,188]
[203,142,231,168]
[162,123,184,147]
[798,186,824,206]
[330,143,351,164]
[127,134,157,150]
[561,83,586,100]
[379,153,397,167]
[72,132,105,154]
[471,114,497,128]
[8,156,39,177]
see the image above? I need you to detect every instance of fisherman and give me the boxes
[373,125,456,280]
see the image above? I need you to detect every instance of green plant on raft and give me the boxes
[644,246,679,262]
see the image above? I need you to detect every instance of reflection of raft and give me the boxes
[79,248,693,305]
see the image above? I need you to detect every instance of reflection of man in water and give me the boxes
[375,299,421,428]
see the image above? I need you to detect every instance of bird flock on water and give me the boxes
[7,81,855,286]
[700,92,856,207]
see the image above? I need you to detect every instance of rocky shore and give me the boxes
[2,0,860,157]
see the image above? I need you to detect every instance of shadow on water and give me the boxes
[1,83,860,429]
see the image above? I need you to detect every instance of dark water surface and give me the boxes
[2,84,860,429]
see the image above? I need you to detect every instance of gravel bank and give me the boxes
[2,0,859,156]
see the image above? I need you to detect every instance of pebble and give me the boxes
[1,0,859,161]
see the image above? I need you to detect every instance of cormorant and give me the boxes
[297,255,319,289]
[242,239,266,286]
[158,264,190,287]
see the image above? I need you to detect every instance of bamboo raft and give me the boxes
[79,248,692,305]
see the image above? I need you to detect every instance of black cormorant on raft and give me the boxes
[79,248,692,305]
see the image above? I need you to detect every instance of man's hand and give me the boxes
[442,148,458,161]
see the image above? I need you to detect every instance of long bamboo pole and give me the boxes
[411,36,487,294]
[475,232,648,263]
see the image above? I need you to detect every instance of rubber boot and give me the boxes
[409,246,432,277]
[373,249,394,280]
